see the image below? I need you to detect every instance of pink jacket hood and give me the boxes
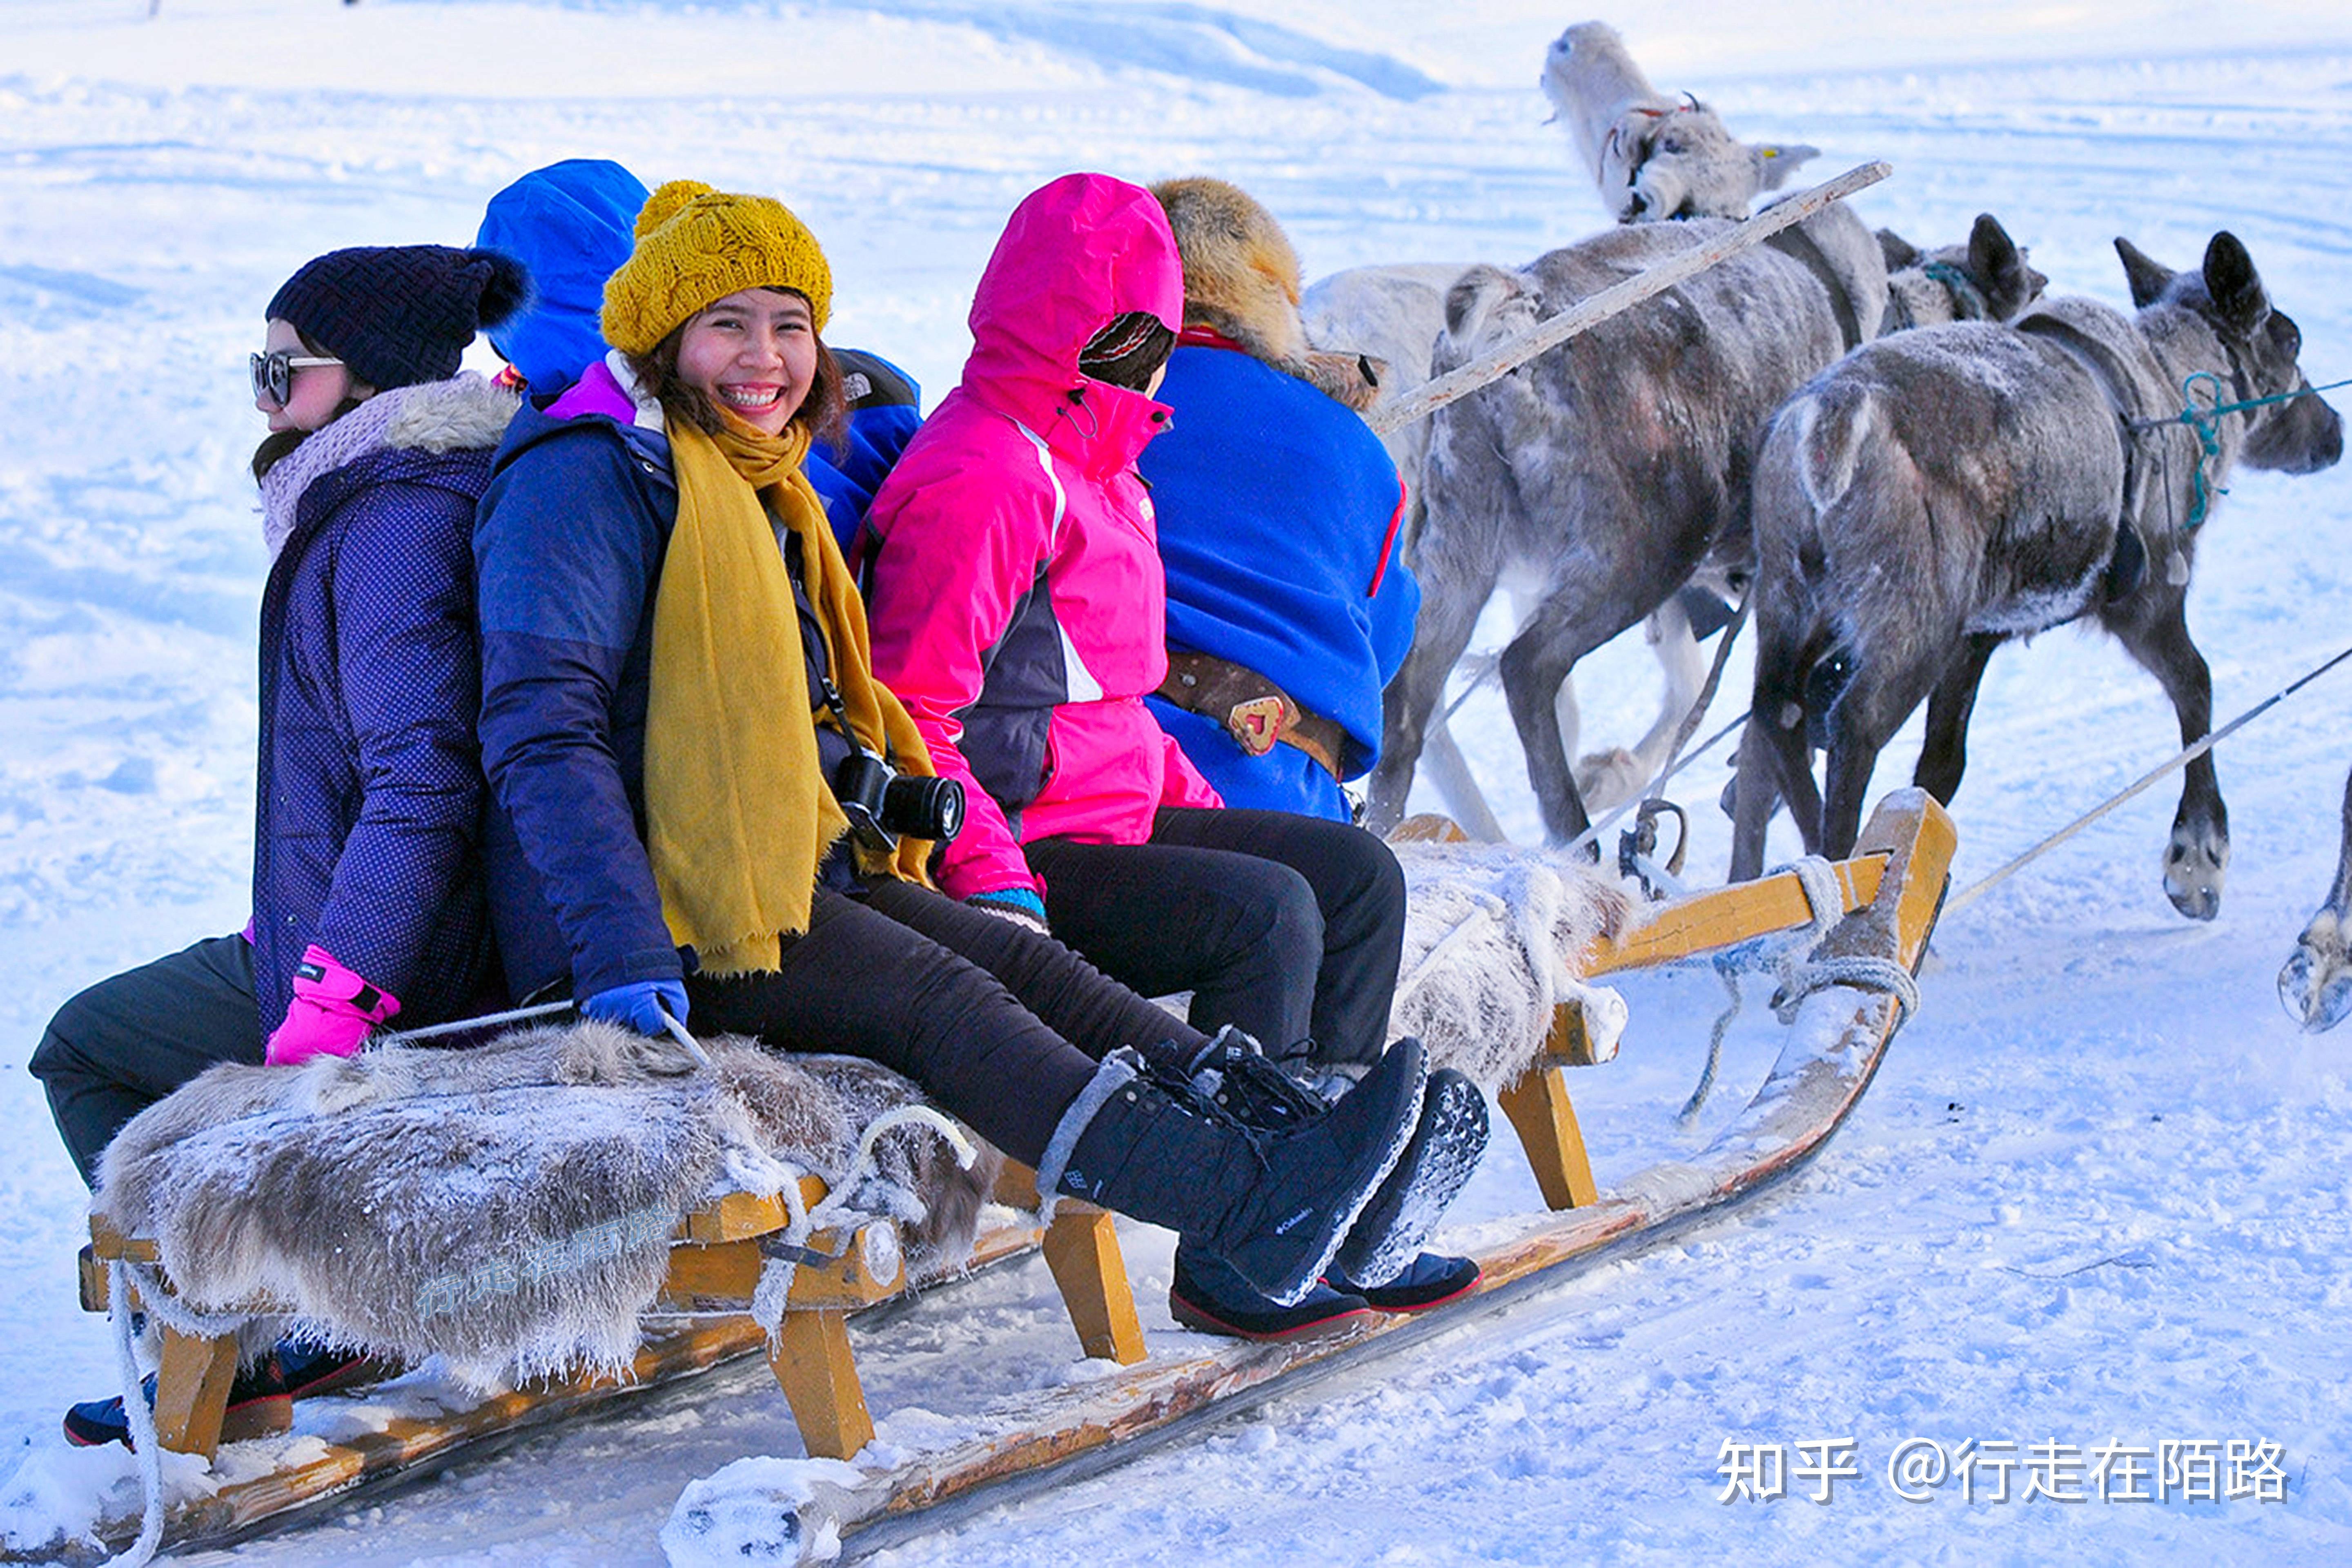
[960,172,1184,476]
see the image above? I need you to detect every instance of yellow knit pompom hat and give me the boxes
[600,179,833,353]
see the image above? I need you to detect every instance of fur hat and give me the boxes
[601,180,833,354]
[1150,177,1379,413]
[267,245,531,392]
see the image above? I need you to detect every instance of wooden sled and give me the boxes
[48,1163,1142,1563]
[36,790,1951,1566]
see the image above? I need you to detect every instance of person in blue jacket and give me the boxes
[1139,177,1420,825]
[474,158,922,549]
[33,243,528,1446]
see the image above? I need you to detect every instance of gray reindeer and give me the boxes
[1363,204,2047,844]
[1729,232,2343,920]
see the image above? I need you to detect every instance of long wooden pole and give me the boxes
[1365,159,1893,438]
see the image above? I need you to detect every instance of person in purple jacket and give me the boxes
[31,244,526,1447]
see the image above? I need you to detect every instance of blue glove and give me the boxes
[581,978,689,1037]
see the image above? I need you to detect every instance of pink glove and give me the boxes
[265,944,400,1067]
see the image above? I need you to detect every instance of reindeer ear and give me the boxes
[2114,237,2174,309]
[1876,228,1921,272]
[1969,214,2038,316]
[1751,142,1819,192]
[2202,231,2270,334]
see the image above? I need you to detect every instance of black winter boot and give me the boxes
[1330,1065,1489,1288]
[1039,1038,1428,1306]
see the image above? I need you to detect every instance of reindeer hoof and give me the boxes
[2280,913,2352,1032]
[2163,824,2227,922]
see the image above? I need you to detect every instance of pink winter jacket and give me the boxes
[865,173,1221,904]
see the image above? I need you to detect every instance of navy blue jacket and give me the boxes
[475,405,861,1003]
[252,381,508,1031]
[1138,342,1418,820]
[475,403,678,1003]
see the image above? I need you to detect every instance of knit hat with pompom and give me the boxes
[267,245,531,391]
[600,180,833,352]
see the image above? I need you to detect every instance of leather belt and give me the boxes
[1157,651,1346,782]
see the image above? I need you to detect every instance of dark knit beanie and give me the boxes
[266,245,532,392]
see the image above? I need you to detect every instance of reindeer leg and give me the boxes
[1370,541,1495,835]
[1913,634,2000,804]
[1730,621,1819,880]
[1820,656,1948,861]
[2109,599,2226,920]
[2282,765,2352,1031]
[1499,589,1626,850]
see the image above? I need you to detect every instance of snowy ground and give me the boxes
[4,0,2352,1562]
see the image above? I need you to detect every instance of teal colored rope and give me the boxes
[2132,372,2352,532]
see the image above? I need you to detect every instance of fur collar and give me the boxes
[1183,314,1384,415]
[258,372,520,558]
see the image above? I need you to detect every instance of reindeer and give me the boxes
[1729,232,2343,921]
[2282,767,2352,1031]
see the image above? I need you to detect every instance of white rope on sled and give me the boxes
[100,1263,164,1568]
[1679,856,1921,1125]
[751,1105,977,1339]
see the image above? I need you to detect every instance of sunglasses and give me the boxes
[250,348,343,407]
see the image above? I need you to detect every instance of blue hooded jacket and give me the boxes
[476,159,922,547]
[1138,340,1418,820]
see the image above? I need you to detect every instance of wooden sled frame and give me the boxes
[76,1161,1145,1481]
[49,791,1951,1564]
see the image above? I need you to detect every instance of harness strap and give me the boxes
[1764,222,1866,352]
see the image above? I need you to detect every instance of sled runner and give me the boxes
[24,790,1949,1565]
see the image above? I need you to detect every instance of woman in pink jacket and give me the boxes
[864,174,1483,1339]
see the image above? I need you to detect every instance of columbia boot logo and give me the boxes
[1274,1205,1314,1235]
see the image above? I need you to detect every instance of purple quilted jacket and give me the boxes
[248,375,514,1032]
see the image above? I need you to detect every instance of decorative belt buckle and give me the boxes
[1224,695,1287,757]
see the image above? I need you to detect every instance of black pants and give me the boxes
[31,934,264,1187]
[688,878,1207,1165]
[1024,806,1407,1066]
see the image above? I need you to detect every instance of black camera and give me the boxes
[834,751,965,853]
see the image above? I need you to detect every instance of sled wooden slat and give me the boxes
[1496,1067,1599,1210]
[1583,852,1886,976]
[680,1179,832,1244]
[773,1309,875,1460]
[994,1161,1149,1365]
[151,1327,248,1461]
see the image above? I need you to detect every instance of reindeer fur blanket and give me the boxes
[94,1021,998,1389]
[1390,844,1631,1091]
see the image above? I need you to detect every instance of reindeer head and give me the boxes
[2118,232,2343,477]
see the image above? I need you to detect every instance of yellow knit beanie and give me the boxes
[601,180,833,353]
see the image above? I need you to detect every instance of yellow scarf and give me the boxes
[644,412,936,976]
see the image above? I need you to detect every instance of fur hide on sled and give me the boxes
[1389,843,1632,1092]
[94,1021,1000,1390]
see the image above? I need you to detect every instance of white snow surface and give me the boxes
[4,1,2352,1563]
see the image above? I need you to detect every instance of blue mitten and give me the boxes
[581,978,689,1036]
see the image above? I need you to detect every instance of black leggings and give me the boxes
[687,878,1208,1164]
[1024,806,1407,1066]
[31,934,264,1187]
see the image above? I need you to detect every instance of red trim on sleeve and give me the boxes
[1368,477,1407,597]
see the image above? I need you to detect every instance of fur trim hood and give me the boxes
[259,372,520,557]
[1153,177,1382,414]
